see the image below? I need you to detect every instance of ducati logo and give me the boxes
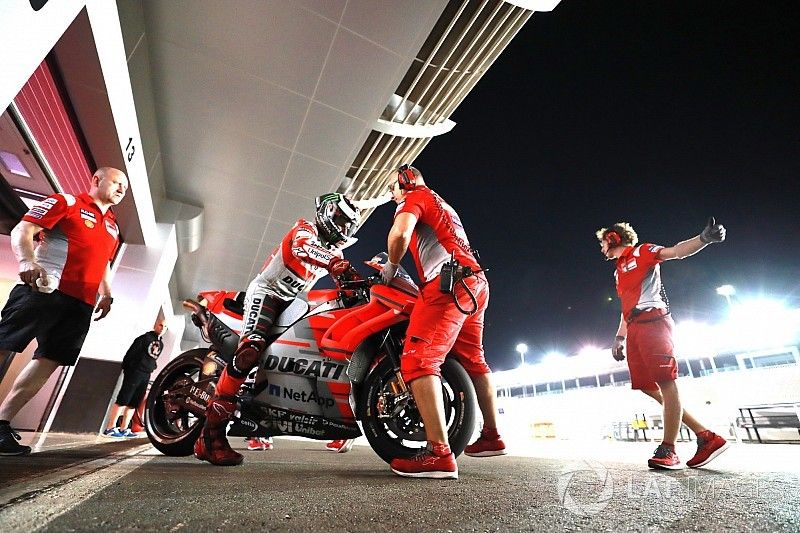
[282,275,306,290]
[621,258,637,272]
[245,297,263,329]
[264,355,345,380]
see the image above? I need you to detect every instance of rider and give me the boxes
[194,193,360,466]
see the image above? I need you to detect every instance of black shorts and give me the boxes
[0,284,94,366]
[116,369,150,407]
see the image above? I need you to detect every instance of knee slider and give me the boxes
[231,333,267,376]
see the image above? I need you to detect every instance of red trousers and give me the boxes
[401,274,491,383]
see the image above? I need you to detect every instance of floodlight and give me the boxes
[716,285,736,297]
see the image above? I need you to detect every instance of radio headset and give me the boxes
[605,230,622,246]
[440,251,488,315]
[397,164,416,190]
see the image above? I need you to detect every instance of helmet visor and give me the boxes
[332,209,356,237]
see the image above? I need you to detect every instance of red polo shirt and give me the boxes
[614,243,667,322]
[23,193,120,305]
[396,186,480,283]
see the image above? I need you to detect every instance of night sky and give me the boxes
[347,1,800,370]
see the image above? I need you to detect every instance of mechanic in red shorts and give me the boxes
[381,165,505,480]
[597,219,730,469]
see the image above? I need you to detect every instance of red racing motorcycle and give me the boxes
[144,254,477,463]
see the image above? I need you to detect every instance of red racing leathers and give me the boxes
[395,186,491,383]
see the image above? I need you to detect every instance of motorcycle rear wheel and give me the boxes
[144,349,208,456]
[358,355,476,464]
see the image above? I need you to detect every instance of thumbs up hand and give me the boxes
[700,216,726,244]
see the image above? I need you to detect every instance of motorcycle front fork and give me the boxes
[381,331,407,389]
[377,331,414,418]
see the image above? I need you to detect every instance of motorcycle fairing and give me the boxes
[318,283,416,358]
[228,403,360,440]
[253,315,355,421]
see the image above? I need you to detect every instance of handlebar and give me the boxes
[334,266,378,290]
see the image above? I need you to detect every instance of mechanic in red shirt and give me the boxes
[380,165,505,479]
[0,167,127,456]
[597,218,729,469]
[194,193,359,466]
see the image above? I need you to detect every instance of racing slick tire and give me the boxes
[144,349,209,456]
[358,355,477,464]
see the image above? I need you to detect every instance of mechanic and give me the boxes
[597,219,729,469]
[380,165,505,480]
[0,167,127,456]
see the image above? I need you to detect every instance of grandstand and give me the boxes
[493,300,800,444]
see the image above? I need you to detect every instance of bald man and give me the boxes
[0,167,128,456]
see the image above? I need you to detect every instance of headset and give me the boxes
[397,164,416,191]
[605,230,622,246]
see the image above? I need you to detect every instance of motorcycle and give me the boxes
[144,254,477,463]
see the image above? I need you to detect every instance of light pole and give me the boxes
[516,343,528,367]
[716,284,736,307]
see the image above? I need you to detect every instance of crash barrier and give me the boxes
[736,402,800,443]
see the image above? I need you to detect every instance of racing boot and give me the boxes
[194,396,243,466]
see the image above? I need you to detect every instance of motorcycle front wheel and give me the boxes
[358,355,477,464]
[144,348,209,456]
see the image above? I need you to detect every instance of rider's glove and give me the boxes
[612,336,626,361]
[381,261,399,285]
[699,216,726,244]
[328,257,351,277]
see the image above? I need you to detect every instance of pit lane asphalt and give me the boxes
[1,436,798,532]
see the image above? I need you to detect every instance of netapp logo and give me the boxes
[30,0,50,11]
[267,384,335,408]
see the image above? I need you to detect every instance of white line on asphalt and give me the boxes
[0,444,153,531]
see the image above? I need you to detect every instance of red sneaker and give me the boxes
[686,432,729,468]
[390,443,458,479]
[326,439,354,453]
[246,437,272,451]
[464,430,507,457]
[647,444,683,470]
